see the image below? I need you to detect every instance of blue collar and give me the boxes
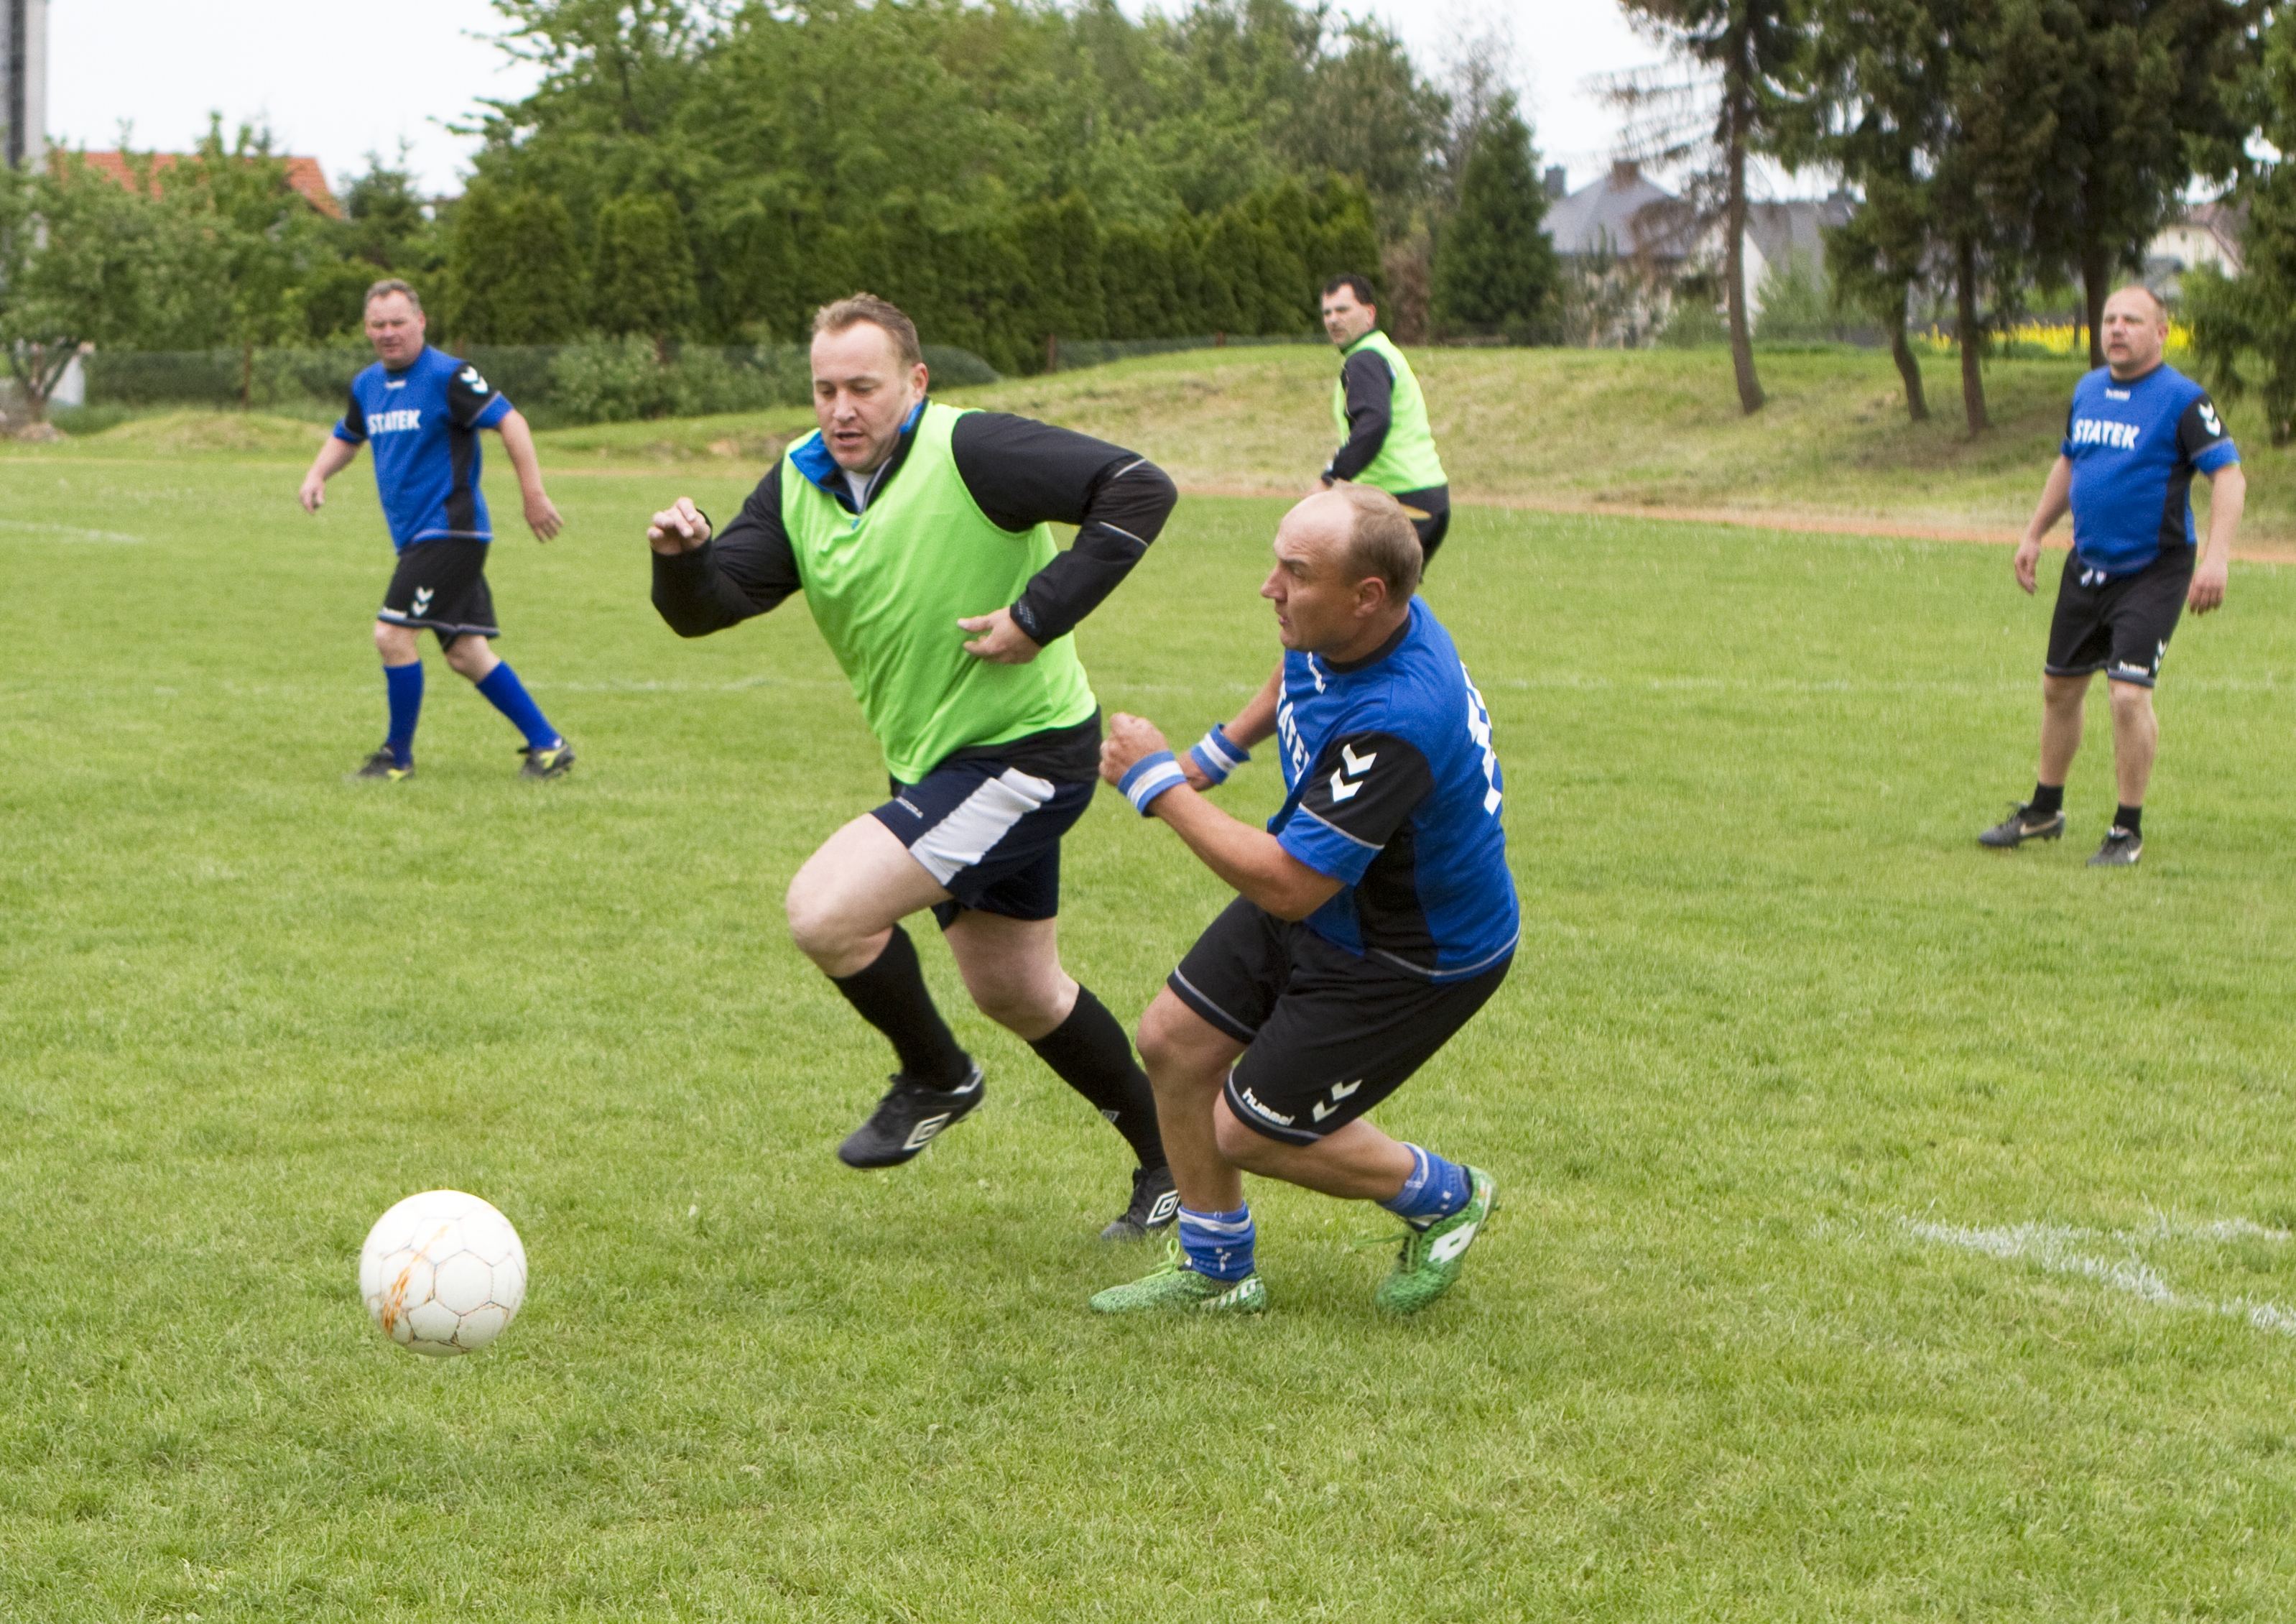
[792,399,927,507]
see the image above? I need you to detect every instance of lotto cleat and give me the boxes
[1099,1163,1180,1242]
[353,747,413,781]
[836,1065,984,1168]
[2087,827,2143,867]
[1978,803,2065,849]
[519,740,576,779]
[1374,1165,1496,1316]
[1089,1237,1267,1314]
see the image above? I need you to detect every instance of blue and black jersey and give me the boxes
[2063,361,2238,575]
[335,346,513,550]
[1269,597,1518,981]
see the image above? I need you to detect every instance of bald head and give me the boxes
[1262,486,1420,660]
[2101,284,2168,379]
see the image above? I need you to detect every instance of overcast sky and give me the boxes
[50,0,1670,200]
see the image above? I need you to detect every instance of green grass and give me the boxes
[5,437,2296,1620]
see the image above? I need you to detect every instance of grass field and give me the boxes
[5,428,2296,1620]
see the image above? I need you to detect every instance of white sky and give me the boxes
[49,0,1671,200]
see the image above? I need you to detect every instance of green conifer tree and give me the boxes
[593,193,699,342]
[1430,94,1558,338]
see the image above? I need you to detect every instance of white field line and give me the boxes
[0,518,147,544]
[1902,1216,2296,1339]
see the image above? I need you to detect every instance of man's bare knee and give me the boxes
[2108,680,2154,717]
[2042,673,2090,709]
[784,872,859,966]
[1138,991,1205,1073]
[1213,1099,1282,1169]
[443,637,496,680]
[374,622,418,663]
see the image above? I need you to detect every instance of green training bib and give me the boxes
[779,402,1098,783]
[1333,330,1447,494]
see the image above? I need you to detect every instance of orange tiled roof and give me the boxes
[68,150,343,218]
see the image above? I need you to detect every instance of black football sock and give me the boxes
[827,924,971,1089]
[2030,782,2064,818]
[2114,803,2142,838]
[1028,985,1167,1170]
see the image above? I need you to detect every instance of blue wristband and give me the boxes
[1188,723,1251,786]
[1118,750,1187,816]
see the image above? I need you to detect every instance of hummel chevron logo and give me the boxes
[410,586,434,617]
[1328,742,1377,803]
[1311,1079,1364,1122]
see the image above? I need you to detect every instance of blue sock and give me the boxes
[1381,1145,1471,1230]
[474,660,560,751]
[383,660,423,767]
[1177,1205,1256,1282]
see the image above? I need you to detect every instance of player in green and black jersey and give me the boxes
[646,295,1181,1239]
[1318,274,1450,560]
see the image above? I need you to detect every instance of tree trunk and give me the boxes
[1955,236,1989,433]
[2081,246,2110,371]
[1889,283,1928,423]
[1723,80,1764,415]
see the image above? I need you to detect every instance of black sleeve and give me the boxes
[2177,394,2236,466]
[339,385,367,442]
[949,411,1178,646]
[446,360,506,430]
[649,462,803,637]
[1292,730,1435,856]
[1325,351,1394,483]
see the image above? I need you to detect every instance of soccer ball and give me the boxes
[358,1189,528,1357]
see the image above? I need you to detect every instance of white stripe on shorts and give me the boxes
[909,768,1056,886]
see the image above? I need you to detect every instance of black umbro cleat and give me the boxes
[2087,827,2143,867]
[1978,803,2065,849]
[837,1065,984,1168]
[1100,1163,1180,1242]
[519,740,575,779]
[353,747,413,781]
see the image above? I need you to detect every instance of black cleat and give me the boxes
[519,739,575,779]
[2087,827,2143,867]
[1100,1164,1180,1242]
[1978,803,2065,849]
[353,747,413,781]
[837,1065,984,1168]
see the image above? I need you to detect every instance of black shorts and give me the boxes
[1393,483,1451,565]
[2045,547,2193,688]
[1169,896,1510,1145]
[870,759,1095,928]
[379,539,498,649]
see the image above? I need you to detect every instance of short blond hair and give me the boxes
[813,292,922,367]
[1331,483,1422,600]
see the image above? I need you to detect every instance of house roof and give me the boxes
[1545,162,1695,262]
[66,150,343,218]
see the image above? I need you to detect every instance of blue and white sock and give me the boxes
[474,661,560,751]
[383,660,423,767]
[1380,1145,1471,1230]
[1177,1204,1256,1281]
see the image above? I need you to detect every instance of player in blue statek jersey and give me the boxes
[297,279,575,781]
[1091,485,1516,1316]
[1980,285,2246,867]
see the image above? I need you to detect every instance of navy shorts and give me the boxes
[1169,896,1511,1145]
[379,538,497,650]
[870,759,1095,927]
[2045,546,2192,688]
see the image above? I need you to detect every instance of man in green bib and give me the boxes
[646,294,1182,1240]
[1318,274,1450,560]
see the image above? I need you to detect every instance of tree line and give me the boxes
[0,1,1565,416]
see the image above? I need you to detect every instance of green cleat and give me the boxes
[519,740,576,779]
[1090,1237,1267,1316]
[1374,1166,1496,1316]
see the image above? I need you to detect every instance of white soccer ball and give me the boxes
[358,1189,528,1357]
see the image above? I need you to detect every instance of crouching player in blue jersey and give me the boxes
[1091,484,1517,1315]
[297,279,575,781]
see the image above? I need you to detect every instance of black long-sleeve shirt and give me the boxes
[652,405,1177,647]
[1324,347,1395,484]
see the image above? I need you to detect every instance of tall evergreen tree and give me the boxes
[2187,4,2296,443]
[593,192,698,342]
[1429,93,1559,338]
[447,184,588,343]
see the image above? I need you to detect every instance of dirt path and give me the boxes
[1175,484,2296,565]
